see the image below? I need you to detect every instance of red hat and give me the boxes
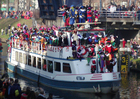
[107,41,111,44]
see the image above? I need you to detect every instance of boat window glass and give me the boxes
[54,62,61,72]
[28,55,31,66]
[38,58,41,69]
[48,60,53,73]
[63,63,71,73]
[15,51,18,61]
[43,59,47,71]
[33,56,36,68]
[23,54,27,64]
[19,52,22,63]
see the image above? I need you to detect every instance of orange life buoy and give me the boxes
[77,45,87,56]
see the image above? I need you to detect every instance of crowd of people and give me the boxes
[0,74,53,99]
[130,39,140,59]
[0,10,33,19]
[59,3,140,28]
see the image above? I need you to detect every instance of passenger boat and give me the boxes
[5,26,121,94]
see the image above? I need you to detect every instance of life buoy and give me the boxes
[77,45,87,56]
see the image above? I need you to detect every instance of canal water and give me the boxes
[1,42,140,99]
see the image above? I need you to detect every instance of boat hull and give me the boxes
[6,61,121,94]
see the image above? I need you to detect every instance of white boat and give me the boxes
[5,27,121,94]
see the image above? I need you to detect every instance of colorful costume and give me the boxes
[99,52,105,73]
[105,52,112,72]
[72,42,77,58]
[87,7,93,22]
[79,6,86,23]
[69,5,75,27]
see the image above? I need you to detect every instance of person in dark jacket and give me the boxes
[10,78,21,99]
[37,88,46,99]
[137,8,140,20]
[7,78,14,99]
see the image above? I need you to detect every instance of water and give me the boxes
[1,42,140,99]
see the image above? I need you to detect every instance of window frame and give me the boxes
[63,63,71,73]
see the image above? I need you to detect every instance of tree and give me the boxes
[14,0,19,11]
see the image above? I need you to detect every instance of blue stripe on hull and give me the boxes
[7,63,16,72]
[17,68,38,81]
[39,76,120,89]
[7,63,120,91]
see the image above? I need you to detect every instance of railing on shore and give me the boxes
[57,10,140,21]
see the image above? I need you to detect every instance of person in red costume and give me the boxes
[122,38,126,48]
[105,41,115,58]
[87,7,93,22]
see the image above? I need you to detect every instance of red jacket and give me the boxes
[20,93,27,99]
[122,40,126,48]
[87,10,92,17]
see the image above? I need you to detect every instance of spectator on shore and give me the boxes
[5,27,8,35]
[36,88,46,99]
[47,93,53,99]
[1,29,4,35]
[10,78,21,99]
[130,4,135,11]
[20,87,31,99]
[27,90,37,99]
[133,51,138,59]
[121,5,127,11]
[7,78,14,99]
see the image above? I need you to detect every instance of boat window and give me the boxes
[54,62,61,72]
[63,63,71,73]
[28,55,31,66]
[48,60,53,73]
[38,58,41,69]
[43,59,47,71]
[19,52,22,63]
[33,56,36,68]
[23,54,27,64]
[15,51,18,61]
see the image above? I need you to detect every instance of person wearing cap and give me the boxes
[71,29,79,45]
[87,7,93,22]
[75,6,79,23]
[69,5,75,29]
[79,6,86,23]
[105,41,115,58]
[98,51,105,73]
[88,33,95,44]
[37,88,46,99]
[105,51,112,72]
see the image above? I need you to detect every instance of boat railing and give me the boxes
[11,39,47,55]
[10,38,99,58]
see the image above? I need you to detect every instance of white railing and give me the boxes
[98,11,136,18]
